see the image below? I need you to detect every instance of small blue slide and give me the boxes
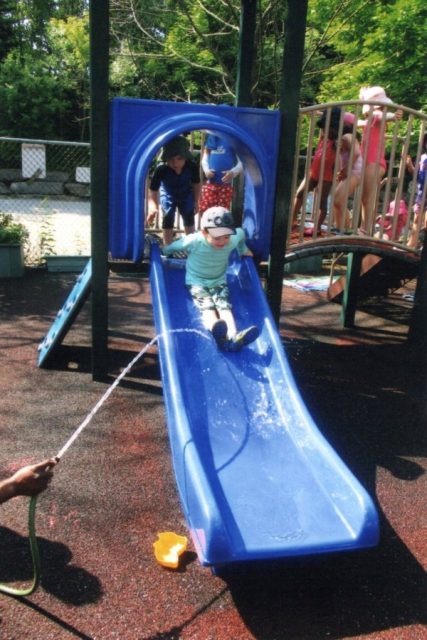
[149,245,379,568]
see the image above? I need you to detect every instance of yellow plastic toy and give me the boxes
[153,531,188,569]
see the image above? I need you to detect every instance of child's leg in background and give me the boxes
[315,180,332,231]
[361,163,385,233]
[179,195,196,236]
[161,201,177,245]
[333,175,359,230]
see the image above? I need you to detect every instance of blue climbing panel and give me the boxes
[109,98,281,262]
[37,260,92,367]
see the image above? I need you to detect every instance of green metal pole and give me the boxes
[408,231,427,352]
[236,0,257,107]
[266,0,308,323]
[233,1,257,226]
[90,0,110,380]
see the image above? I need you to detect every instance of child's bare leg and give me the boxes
[292,179,306,226]
[163,228,174,245]
[201,308,220,332]
[316,181,332,231]
[361,164,385,233]
[217,308,236,338]
[407,207,425,248]
[334,176,359,230]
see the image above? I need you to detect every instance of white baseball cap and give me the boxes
[201,206,236,238]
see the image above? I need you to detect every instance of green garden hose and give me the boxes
[1,336,161,598]
[0,496,40,596]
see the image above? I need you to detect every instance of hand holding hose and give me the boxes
[0,458,58,504]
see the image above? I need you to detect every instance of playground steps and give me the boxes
[327,254,418,303]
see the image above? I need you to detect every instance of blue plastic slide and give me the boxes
[149,245,379,567]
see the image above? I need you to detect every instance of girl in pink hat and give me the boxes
[358,86,403,234]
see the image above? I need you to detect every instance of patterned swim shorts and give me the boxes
[199,183,233,213]
[187,283,232,311]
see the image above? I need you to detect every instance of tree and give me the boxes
[314,0,427,111]
[0,0,425,141]
[0,10,89,140]
[109,0,287,106]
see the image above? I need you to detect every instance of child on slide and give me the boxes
[162,206,259,351]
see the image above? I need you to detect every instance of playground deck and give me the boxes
[0,268,425,639]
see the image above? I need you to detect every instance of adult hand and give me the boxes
[8,459,57,498]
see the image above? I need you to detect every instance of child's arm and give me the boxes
[201,148,215,179]
[147,189,160,225]
[162,235,188,256]
[235,228,253,257]
[387,108,403,122]
[221,157,243,184]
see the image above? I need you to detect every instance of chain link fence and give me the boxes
[0,137,91,265]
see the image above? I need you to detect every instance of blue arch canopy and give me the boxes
[109,98,281,261]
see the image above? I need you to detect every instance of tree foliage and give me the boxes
[0,0,425,141]
[0,1,89,140]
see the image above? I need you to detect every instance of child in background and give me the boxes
[358,86,403,234]
[199,134,243,212]
[162,206,259,351]
[292,107,342,236]
[406,133,427,248]
[147,136,201,245]
[332,112,362,232]
[375,199,408,241]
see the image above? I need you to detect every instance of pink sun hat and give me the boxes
[359,86,393,114]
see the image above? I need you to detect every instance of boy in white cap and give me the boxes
[162,206,259,351]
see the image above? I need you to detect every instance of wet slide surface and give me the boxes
[149,245,379,567]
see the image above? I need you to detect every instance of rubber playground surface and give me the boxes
[0,268,425,639]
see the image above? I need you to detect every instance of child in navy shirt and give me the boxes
[147,136,201,245]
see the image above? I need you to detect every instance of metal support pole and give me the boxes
[236,0,257,107]
[408,231,427,354]
[266,0,308,323]
[90,0,110,380]
[232,1,258,226]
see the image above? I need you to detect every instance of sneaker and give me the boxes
[229,325,259,351]
[211,320,228,348]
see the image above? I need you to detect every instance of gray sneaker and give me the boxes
[229,325,259,351]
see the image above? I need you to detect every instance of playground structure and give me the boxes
[40,97,382,568]
[36,2,426,570]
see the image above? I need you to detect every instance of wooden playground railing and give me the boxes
[289,101,426,254]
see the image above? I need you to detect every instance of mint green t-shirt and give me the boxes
[162,229,249,287]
